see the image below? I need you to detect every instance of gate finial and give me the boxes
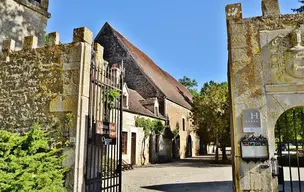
[262,0,280,17]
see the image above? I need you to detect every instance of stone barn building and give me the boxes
[95,23,199,159]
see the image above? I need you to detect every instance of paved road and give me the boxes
[122,157,233,192]
[122,158,304,192]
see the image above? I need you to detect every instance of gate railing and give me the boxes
[85,46,124,192]
[276,109,304,192]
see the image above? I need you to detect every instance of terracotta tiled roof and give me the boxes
[126,88,165,119]
[103,23,193,110]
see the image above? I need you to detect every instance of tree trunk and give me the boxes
[141,137,147,165]
[203,144,207,155]
[222,146,227,161]
[215,145,219,161]
[200,142,208,155]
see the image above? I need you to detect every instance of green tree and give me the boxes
[275,108,304,144]
[178,76,199,96]
[0,124,68,192]
[292,0,304,13]
[191,81,230,161]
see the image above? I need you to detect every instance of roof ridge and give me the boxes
[102,23,193,109]
[109,24,167,98]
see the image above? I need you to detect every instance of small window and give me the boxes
[182,118,185,131]
[122,95,127,108]
[155,106,159,116]
[122,132,128,154]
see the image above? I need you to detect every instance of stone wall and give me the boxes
[0,0,50,50]
[122,111,166,165]
[165,99,199,158]
[0,27,95,192]
[149,134,172,163]
[226,1,304,191]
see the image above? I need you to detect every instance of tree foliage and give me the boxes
[292,0,304,13]
[275,107,304,143]
[191,81,230,159]
[0,124,68,192]
[178,76,199,96]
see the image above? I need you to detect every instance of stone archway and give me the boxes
[274,107,304,191]
[226,0,304,191]
[185,135,192,158]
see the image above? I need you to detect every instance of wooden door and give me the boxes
[131,133,136,165]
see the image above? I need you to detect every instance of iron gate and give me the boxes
[85,51,123,192]
[276,108,304,192]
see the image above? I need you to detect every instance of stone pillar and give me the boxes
[23,36,38,50]
[225,4,243,191]
[2,39,15,54]
[72,27,92,192]
[225,1,304,192]
[47,32,60,46]
[262,0,280,17]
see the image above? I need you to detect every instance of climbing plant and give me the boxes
[50,113,74,148]
[0,123,68,192]
[105,89,121,109]
[135,117,165,136]
[172,128,179,139]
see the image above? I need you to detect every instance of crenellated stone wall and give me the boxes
[227,0,304,191]
[0,27,101,192]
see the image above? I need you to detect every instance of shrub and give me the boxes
[0,123,68,192]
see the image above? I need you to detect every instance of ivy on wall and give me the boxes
[172,128,179,139]
[0,123,68,192]
[51,112,74,148]
[134,117,165,137]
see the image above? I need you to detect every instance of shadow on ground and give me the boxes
[134,155,232,169]
[141,181,232,192]
[282,181,304,192]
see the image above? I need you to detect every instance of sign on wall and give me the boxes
[240,135,269,163]
[96,120,117,145]
[243,109,261,133]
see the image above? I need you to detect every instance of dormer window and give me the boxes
[140,97,159,116]
[154,106,159,116]
[122,83,129,109]
[123,95,128,108]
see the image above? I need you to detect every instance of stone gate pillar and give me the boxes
[227,0,304,191]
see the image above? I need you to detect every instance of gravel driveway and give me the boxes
[122,157,233,192]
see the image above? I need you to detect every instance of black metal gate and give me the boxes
[276,108,304,192]
[85,51,123,192]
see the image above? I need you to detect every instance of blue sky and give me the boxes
[47,0,300,88]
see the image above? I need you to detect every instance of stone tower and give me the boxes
[0,0,51,50]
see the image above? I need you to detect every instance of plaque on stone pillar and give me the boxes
[243,109,261,133]
[240,135,269,163]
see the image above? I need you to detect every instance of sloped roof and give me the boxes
[98,23,193,110]
[127,88,165,119]
[139,97,157,106]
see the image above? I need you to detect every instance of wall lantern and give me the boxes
[271,157,279,177]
